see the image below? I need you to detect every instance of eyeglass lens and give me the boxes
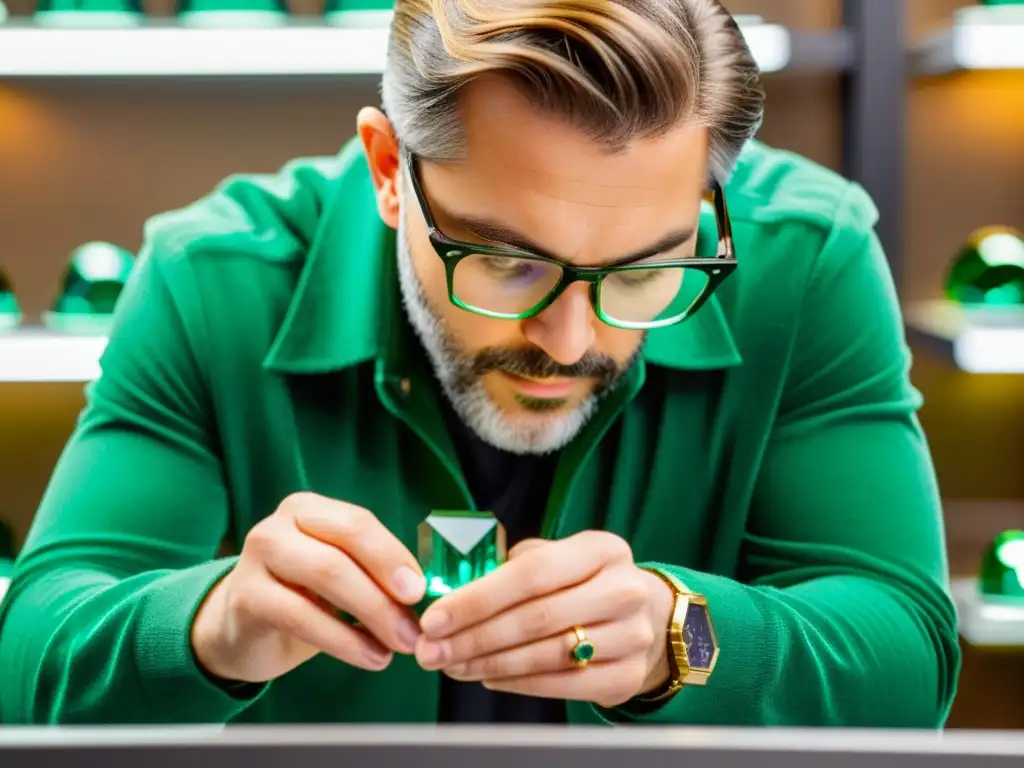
[451,253,710,325]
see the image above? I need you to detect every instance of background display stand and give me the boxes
[953,578,1024,648]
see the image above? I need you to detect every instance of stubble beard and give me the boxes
[394,212,603,456]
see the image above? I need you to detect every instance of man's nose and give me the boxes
[521,283,596,366]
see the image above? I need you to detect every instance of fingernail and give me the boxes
[445,663,467,679]
[392,566,425,602]
[365,648,392,670]
[418,640,448,668]
[398,618,421,651]
[421,608,450,636]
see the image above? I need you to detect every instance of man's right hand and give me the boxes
[191,492,426,684]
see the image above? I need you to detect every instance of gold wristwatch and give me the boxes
[637,568,719,702]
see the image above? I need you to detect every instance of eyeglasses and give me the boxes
[403,149,737,330]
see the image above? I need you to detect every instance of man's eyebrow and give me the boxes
[448,214,698,267]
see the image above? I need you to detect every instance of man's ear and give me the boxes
[357,107,401,229]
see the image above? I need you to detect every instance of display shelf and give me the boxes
[905,300,1024,374]
[0,19,391,77]
[912,5,1024,75]
[952,578,1024,649]
[0,16,844,78]
[0,327,106,383]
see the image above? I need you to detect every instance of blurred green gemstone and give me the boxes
[179,0,287,26]
[324,0,393,11]
[35,0,143,27]
[945,226,1024,307]
[324,0,392,26]
[417,511,506,599]
[43,242,134,335]
[0,268,21,331]
[980,530,1024,600]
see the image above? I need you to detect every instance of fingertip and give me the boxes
[508,538,548,560]
[362,648,393,670]
[412,634,433,667]
[419,604,451,637]
[392,565,427,604]
[413,632,429,655]
[358,632,394,670]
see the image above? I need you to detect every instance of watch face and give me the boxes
[684,601,716,671]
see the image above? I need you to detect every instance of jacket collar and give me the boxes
[264,141,742,375]
[263,140,387,374]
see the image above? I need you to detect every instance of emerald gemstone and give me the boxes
[35,0,143,26]
[573,641,595,664]
[0,268,21,332]
[178,0,288,25]
[980,530,1024,600]
[43,242,134,335]
[945,226,1024,307]
[417,511,506,599]
[36,0,141,11]
[324,0,393,27]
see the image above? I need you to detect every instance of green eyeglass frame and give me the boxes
[403,149,738,330]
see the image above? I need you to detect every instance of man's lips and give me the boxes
[499,372,579,399]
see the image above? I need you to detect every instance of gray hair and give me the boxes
[381,0,765,182]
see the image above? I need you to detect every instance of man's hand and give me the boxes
[191,493,426,684]
[414,531,675,709]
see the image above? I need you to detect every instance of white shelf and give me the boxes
[905,300,1024,374]
[0,20,391,77]
[952,578,1024,649]
[0,328,106,383]
[913,5,1024,75]
[0,16,797,77]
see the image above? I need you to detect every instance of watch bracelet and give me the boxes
[632,566,690,704]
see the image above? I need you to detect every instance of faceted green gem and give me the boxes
[0,268,22,332]
[573,640,595,664]
[43,242,134,335]
[417,511,506,599]
[945,226,1024,307]
[980,530,1024,600]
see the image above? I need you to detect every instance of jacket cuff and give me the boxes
[134,558,269,722]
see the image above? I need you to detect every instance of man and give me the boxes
[0,0,959,726]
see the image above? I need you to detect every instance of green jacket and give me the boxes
[0,139,959,726]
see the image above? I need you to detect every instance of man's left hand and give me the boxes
[414,531,674,709]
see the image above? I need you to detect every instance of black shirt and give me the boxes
[437,402,568,724]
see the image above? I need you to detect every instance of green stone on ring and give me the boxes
[573,639,595,665]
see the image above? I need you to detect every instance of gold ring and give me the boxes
[569,625,596,669]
